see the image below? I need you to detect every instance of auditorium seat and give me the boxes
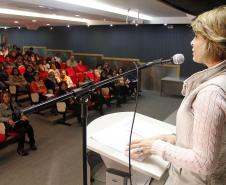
[0,123,18,149]
[18,65,26,75]
[66,68,78,85]
[85,71,95,81]
[39,71,48,80]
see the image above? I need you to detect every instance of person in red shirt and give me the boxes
[30,72,47,102]
[75,60,88,73]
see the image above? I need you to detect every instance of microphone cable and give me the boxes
[128,61,139,185]
[128,63,154,185]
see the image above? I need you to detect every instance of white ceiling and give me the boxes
[0,0,191,29]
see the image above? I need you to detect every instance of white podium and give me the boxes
[87,112,176,184]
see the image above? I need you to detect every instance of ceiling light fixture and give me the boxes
[46,23,50,26]
[55,0,153,21]
[110,24,113,27]
[0,8,90,23]
[18,26,21,29]
[67,24,70,28]
[75,14,80,17]
[32,20,37,22]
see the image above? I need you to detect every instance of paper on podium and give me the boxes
[91,116,172,153]
[88,112,176,180]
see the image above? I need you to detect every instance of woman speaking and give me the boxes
[128,5,226,185]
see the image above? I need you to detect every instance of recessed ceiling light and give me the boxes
[164,23,167,26]
[55,0,153,21]
[18,26,21,29]
[135,23,138,26]
[67,24,70,28]
[4,27,7,29]
[39,5,45,8]
[14,21,19,24]
[0,8,90,23]
[110,24,113,27]
[46,23,50,26]
[75,14,80,17]
[32,20,37,22]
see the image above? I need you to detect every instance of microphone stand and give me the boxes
[22,58,167,185]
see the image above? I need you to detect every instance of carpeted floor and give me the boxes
[0,90,182,185]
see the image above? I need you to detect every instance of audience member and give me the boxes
[94,64,102,81]
[57,81,81,123]
[0,63,8,90]
[102,62,112,77]
[44,71,59,94]
[30,72,48,101]
[0,91,37,156]
[23,65,35,84]
[8,67,28,92]
[66,55,77,68]
[49,63,61,82]
[58,70,74,88]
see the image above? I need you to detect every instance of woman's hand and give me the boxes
[126,138,157,160]
[125,134,176,161]
[158,134,176,145]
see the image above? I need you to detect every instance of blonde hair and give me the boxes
[191,5,226,61]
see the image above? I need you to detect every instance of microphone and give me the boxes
[171,53,184,64]
[145,53,184,67]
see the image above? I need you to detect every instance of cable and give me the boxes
[148,177,154,185]
[128,61,139,185]
[143,176,153,185]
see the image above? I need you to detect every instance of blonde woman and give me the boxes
[128,6,226,185]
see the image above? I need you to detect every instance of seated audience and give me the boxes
[102,62,113,77]
[0,62,8,90]
[57,81,81,123]
[94,64,102,81]
[38,59,49,80]
[66,55,77,68]
[23,65,35,84]
[30,72,48,101]
[8,67,28,92]
[4,55,15,67]
[30,54,38,71]
[58,70,74,88]
[75,60,88,73]
[49,63,61,82]
[44,71,59,94]
[38,59,49,72]
[126,72,138,97]
[0,91,37,156]
[115,67,129,102]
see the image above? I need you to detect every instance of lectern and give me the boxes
[87,112,176,185]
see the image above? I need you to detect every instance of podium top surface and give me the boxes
[87,112,176,180]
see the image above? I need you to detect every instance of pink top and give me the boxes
[151,85,226,175]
